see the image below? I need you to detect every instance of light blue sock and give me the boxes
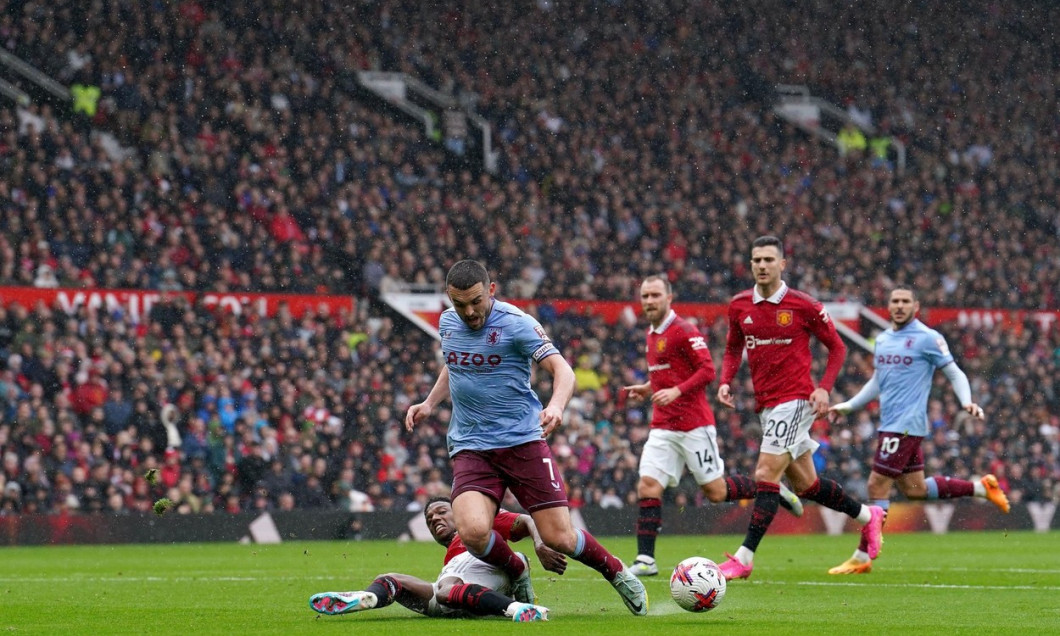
[925,477,939,500]
[468,530,496,558]
[573,528,586,557]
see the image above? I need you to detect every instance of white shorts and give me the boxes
[426,551,512,617]
[638,427,725,487]
[759,399,820,459]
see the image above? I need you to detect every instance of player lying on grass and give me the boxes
[309,496,565,622]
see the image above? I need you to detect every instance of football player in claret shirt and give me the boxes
[714,235,885,581]
[826,287,1010,575]
[309,496,561,621]
[621,275,803,578]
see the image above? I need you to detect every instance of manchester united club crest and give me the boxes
[656,338,666,353]
[776,310,794,327]
[486,327,502,346]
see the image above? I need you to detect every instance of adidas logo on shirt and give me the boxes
[743,316,753,324]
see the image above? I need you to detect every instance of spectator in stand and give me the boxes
[102,387,133,437]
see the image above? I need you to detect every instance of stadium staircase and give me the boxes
[346,70,499,175]
[0,48,136,164]
[773,83,906,173]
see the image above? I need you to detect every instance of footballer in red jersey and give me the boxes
[720,285,845,413]
[309,496,564,621]
[713,236,885,582]
[621,275,802,577]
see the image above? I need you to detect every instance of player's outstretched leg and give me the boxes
[309,591,378,615]
[725,475,803,517]
[568,528,649,615]
[506,602,550,622]
[445,582,544,619]
[799,478,886,559]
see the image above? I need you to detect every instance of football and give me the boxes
[669,556,727,612]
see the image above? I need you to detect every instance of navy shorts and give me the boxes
[451,440,569,513]
[872,432,925,479]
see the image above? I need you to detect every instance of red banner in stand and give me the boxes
[0,286,355,322]
[410,297,1060,335]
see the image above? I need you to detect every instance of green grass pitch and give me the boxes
[2,531,1057,634]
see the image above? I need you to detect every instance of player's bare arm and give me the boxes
[537,354,575,437]
[405,366,450,432]
[829,372,879,422]
[510,514,568,575]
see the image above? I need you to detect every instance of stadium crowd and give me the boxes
[0,0,1057,516]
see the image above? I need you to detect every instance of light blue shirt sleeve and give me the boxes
[838,373,880,412]
[941,362,972,407]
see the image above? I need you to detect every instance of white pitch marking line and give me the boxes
[776,580,1060,591]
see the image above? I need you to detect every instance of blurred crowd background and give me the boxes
[0,1,1057,517]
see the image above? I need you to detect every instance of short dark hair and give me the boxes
[423,495,451,521]
[752,235,784,257]
[890,286,918,301]
[642,274,672,294]
[446,260,490,290]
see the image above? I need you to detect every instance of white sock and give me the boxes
[973,481,986,497]
[853,549,870,562]
[734,546,754,565]
[856,505,873,524]
[635,554,655,564]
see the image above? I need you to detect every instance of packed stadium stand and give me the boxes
[0,0,1056,518]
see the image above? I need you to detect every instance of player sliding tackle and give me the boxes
[827,287,1010,574]
[310,496,560,621]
